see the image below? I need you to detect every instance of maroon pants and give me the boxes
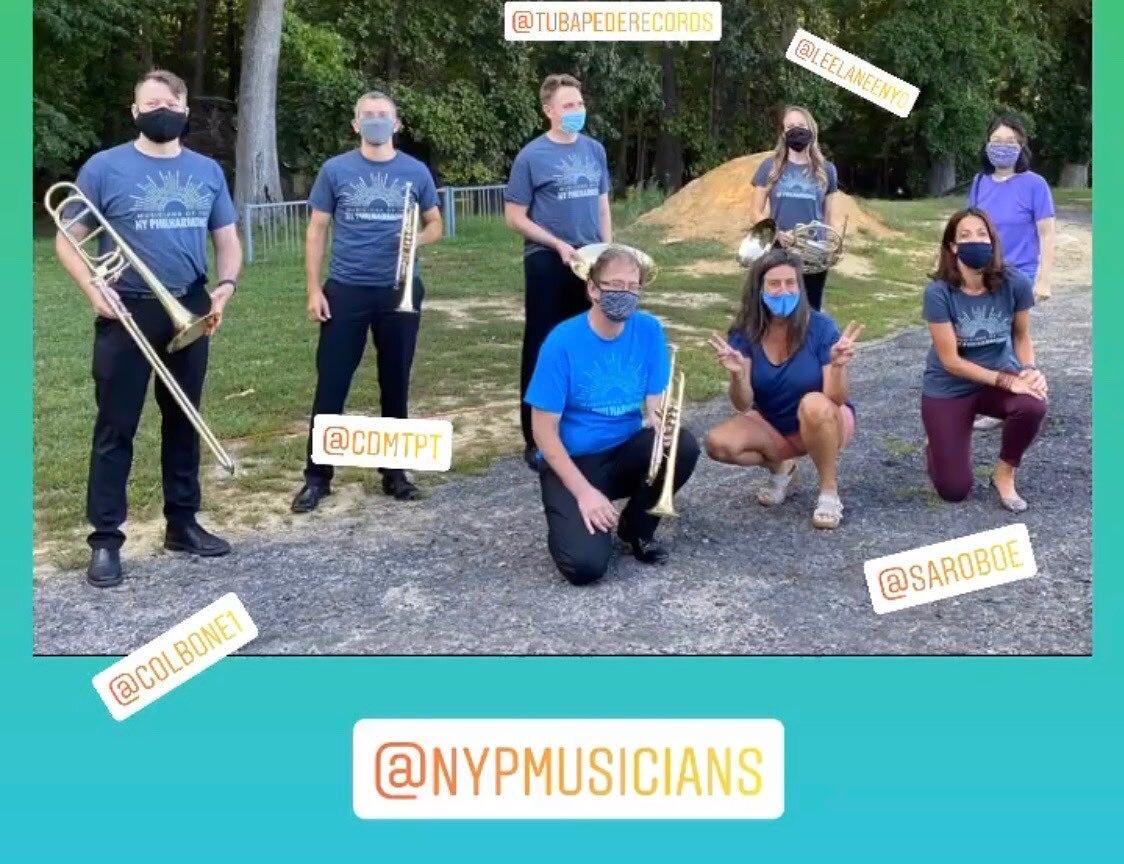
[921,386,1047,502]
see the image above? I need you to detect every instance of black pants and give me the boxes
[539,426,701,585]
[803,270,828,311]
[87,283,213,550]
[520,250,591,449]
[303,277,424,484]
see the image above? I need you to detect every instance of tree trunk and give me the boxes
[139,24,153,70]
[708,49,719,137]
[927,156,955,197]
[226,0,240,101]
[652,44,684,191]
[234,0,285,211]
[193,0,211,96]
[614,104,629,189]
[386,46,401,84]
[1059,162,1089,187]
[635,121,647,186]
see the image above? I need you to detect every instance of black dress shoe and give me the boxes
[164,522,232,557]
[86,548,123,588]
[381,471,420,501]
[291,481,331,513]
[621,535,670,565]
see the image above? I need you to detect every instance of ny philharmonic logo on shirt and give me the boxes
[130,171,215,231]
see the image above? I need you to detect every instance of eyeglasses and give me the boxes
[597,280,643,293]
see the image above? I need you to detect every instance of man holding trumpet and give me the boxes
[52,69,242,588]
[292,90,442,513]
[525,246,700,586]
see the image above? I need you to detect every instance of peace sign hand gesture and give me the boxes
[709,331,749,377]
[830,321,864,368]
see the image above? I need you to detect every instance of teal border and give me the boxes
[6,1,1120,860]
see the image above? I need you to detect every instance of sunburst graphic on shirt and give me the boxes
[130,172,213,214]
[551,154,601,200]
[573,354,646,417]
[774,166,820,202]
[955,306,1010,348]
[340,173,408,211]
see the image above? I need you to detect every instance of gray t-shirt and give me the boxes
[751,157,838,232]
[921,268,1035,398]
[503,134,609,257]
[308,149,438,288]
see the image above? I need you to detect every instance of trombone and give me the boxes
[647,344,687,518]
[394,182,420,313]
[43,182,236,475]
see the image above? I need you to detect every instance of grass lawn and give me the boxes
[33,186,1089,567]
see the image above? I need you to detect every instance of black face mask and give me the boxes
[784,127,813,152]
[134,108,188,143]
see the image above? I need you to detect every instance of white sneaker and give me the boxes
[973,416,1002,431]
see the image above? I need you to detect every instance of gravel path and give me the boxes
[35,215,1092,656]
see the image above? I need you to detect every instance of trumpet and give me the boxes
[394,182,420,313]
[43,182,236,475]
[647,344,687,518]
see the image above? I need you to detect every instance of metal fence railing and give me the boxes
[242,184,508,263]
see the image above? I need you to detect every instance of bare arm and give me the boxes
[418,206,443,246]
[824,191,838,229]
[1034,217,1056,295]
[929,322,1016,386]
[533,409,596,500]
[750,184,770,223]
[1011,310,1036,367]
[822,363,849,405]
[598,193,612,243]
[305,209,331,295]
[210,224,242,285]
[53,224,119,318]
[504,202,567,253]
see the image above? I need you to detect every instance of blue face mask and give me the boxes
[955,242,993,270]
[598,289,640,322]
[985,142,1021,169]
[762,292,799,318]
[360,116,395,145]
[560,110,586,134]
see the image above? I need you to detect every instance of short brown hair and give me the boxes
[589,245,651,287]
[930,207,1008,292]
[540,73,581,106]
[134,69,188,100]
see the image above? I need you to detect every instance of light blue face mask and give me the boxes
[560,110,586,134]
[360,116,395,145]
[762,292,799,318]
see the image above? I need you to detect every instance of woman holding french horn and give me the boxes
[748,105,842,311]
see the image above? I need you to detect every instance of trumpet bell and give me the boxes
[570,243,658,284]
[736,218,778,268]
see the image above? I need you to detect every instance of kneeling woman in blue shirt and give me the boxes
[704,249,861,529]
[525,247,701,586]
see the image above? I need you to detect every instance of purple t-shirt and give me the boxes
[968,171,1055,282]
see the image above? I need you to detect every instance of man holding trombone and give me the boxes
[50,70,242,588]
[525,246,700,586]
[291,90,442,513]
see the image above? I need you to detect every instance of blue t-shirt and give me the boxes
[524,311,670,458]
[308,149,439,288]
[751,157,838,234]
[728,311,849,435]
[503,134,610,257]
[72,143,237,297]
[921,267,1035,398]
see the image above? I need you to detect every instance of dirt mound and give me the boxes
[637,151,897,246]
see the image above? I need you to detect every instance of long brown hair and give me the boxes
[730,248,811,354]
[765,105,829,191]
[930,208,1008,292]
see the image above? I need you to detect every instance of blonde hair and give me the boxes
[765,105,829,191]
[354,90,397,118]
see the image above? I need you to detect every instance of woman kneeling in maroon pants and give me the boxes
[921,207,1048,512]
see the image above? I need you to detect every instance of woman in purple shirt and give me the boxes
[704,248,862,530]
[967,115,1056,301]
